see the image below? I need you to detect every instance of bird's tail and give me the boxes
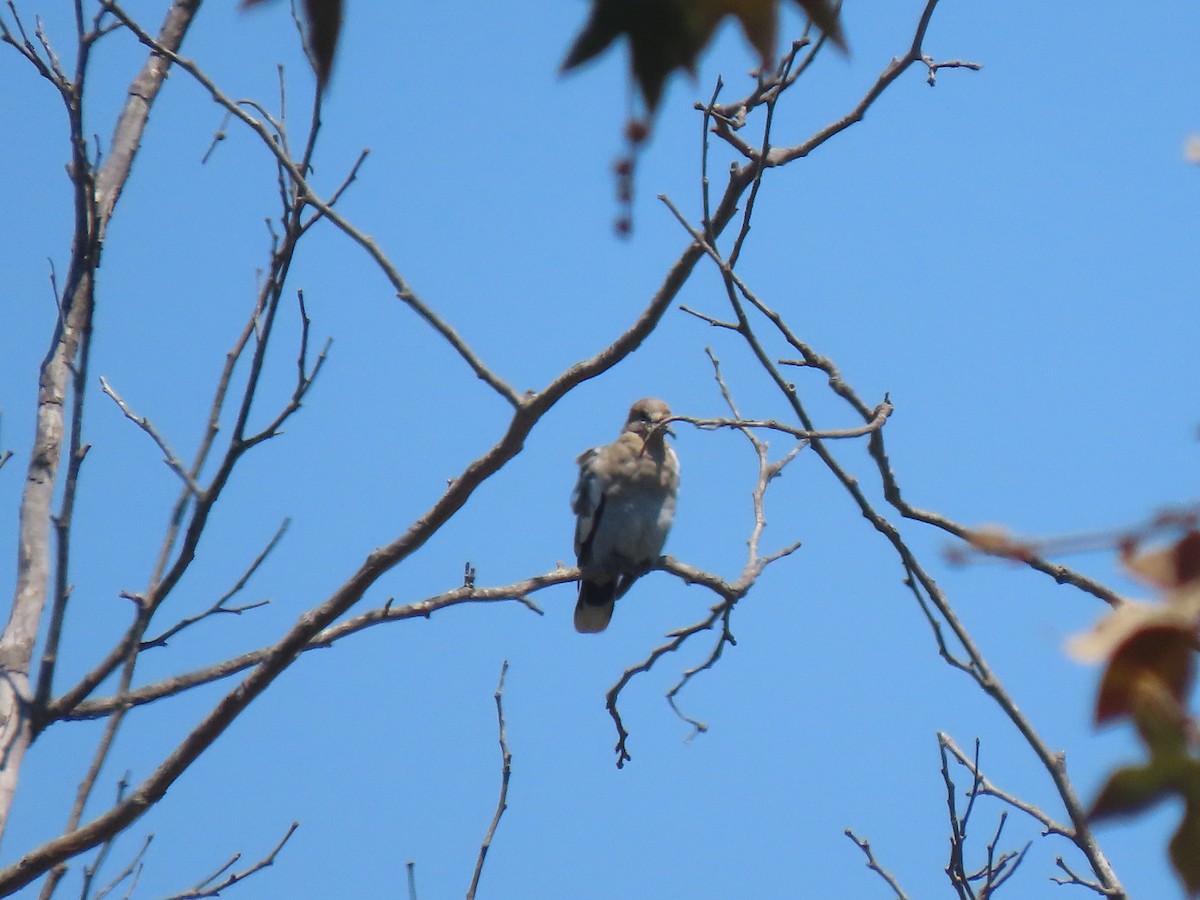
[574,579,616,633]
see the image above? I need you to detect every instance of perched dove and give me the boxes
[572,398,680,633]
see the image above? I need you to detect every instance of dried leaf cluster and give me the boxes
[1070,531,1200,895]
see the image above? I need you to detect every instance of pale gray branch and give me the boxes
[466,661,511,900]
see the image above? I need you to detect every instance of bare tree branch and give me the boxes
[98,376,203,497]
[0,1,1133,896]
[1052,856,1124,896]
[56,570,561,722]
[162,821,298,900]
[668,404,892,442]
[605,354,804,764]
[90,833,151,900]
[768,0,979,168]
[844,829,910,900]
[647,4,1125,892]
[406,860,418,900]
[140,519,289,651]
[466,661,512,900]
[665,146,1125,892]
[100,0,524,408]
[939,732,1071,839]
[0,0,202,841]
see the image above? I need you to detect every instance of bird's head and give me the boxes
[624,398,674,444]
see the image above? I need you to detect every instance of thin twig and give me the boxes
[55,569,563,722]
[141,520,290,650]
[666,154,1125,893]
[669,407,891,442]
[162,821,298,900]
[101,0,523,407]
[939,737,973,900]
[466,661,512,900]
[844,829,910,899]
[99,376,203,496]
[939,732,1071,838]
[1051,856,1123,896]
[91,833,152,900]
[406,860,418,900]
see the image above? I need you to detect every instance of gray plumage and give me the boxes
[571,398,680,633]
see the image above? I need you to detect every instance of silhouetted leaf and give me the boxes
[561,0,847,113]
[242,0,343,90]
[561,0,704,111]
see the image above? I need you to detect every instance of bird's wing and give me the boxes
[572,447,607,564]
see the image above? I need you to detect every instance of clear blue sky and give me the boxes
[2,0,1199,897]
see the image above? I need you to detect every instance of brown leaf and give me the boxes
[561,0,846,112]
[1068,600,1180,663]
[1095,624,1194,732]
[304,0,343,89]
[1090,763,1174,821]
[690,2,775,68]
[241,0,343,90]
[1171,788,1200,895]
[1092,757,1200,894]
[964,524,1030,560]
[792,0,847,51]
[1124,531,1200,591]
[561,0,706,111]
[1176,531,1200,587]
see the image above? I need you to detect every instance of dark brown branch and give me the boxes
[0,2,67,89]
[978,816,1030,896]
[54,609,147,895]
[678,304,737,330]
[667,187,1122,895]
[922,57,983,87]
[48,770,139,900]
[744,285,1125,893]
[938,736,973,900]
[608,550,802,765]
